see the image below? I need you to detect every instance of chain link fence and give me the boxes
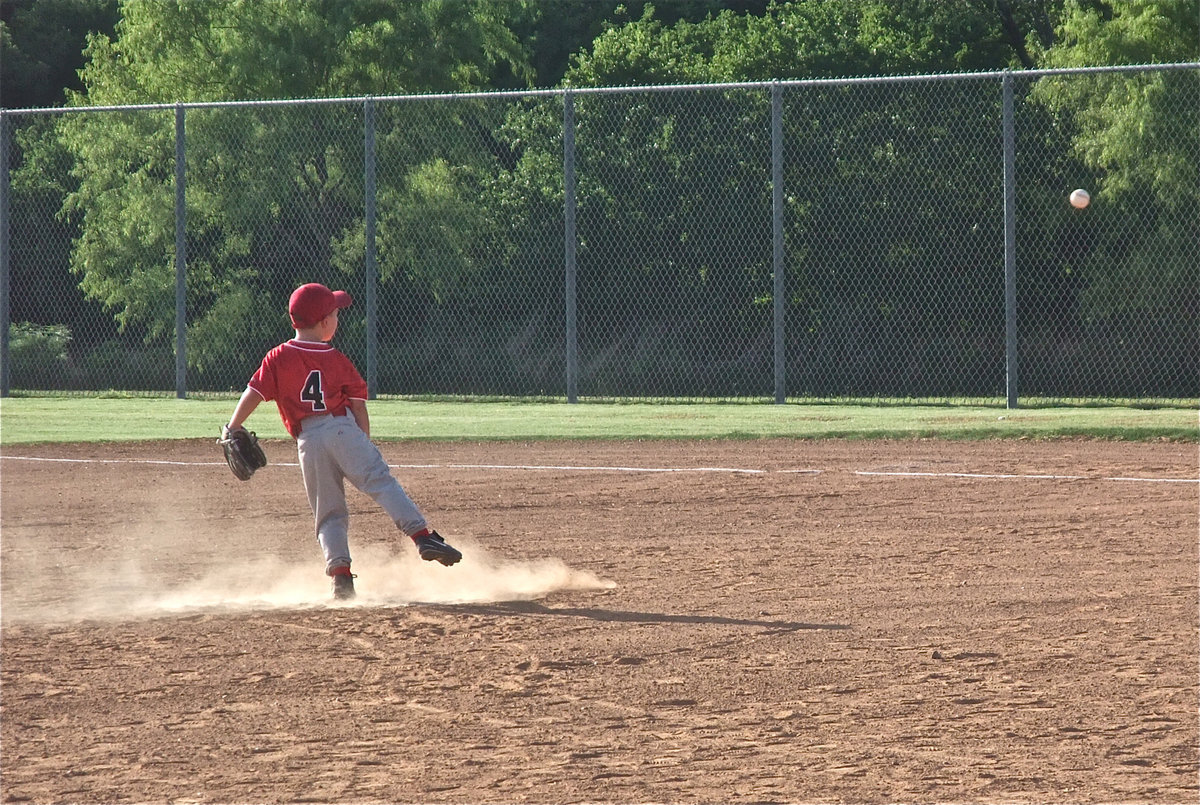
[3,65,1197,404]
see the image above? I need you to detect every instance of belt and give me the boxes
[300,407,350,431]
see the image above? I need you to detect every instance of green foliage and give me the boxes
[0,0,119,109]
[1033,0,1199,200]
[1027,0,1200,396]
[73,0,534,104]
[185,285,282,385]
[9,0,1196,399]
[566,0,1026,87]
[76,336,173,390]
[7,114,115,341]
[1037,0,1199,66]
[8,322,72,375]
[538,1,1024,396]
[378,158,489,301]
[49,0,537,375]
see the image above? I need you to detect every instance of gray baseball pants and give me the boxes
[296,412,427,573]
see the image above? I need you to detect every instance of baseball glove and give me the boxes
[219,424,267,481]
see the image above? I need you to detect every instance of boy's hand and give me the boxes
[219,424,268,481]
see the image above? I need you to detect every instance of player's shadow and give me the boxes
[449,600,849,632]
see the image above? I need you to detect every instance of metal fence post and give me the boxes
[563,90,578,403]
[0,111,10,398]
[174,104,187,399]
[1002,71,1018,409]
[771,81,785,404]
[364,97,378,398]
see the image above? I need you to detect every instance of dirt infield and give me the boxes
[2,438,1196,803]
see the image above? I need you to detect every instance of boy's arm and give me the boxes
[348,398,369,438]
[228,386,265,429]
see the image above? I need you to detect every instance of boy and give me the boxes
[222,282,461,601]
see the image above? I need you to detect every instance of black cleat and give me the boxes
[332,572,357,600]
[414,531,462,566]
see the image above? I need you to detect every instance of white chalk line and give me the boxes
[1,455,229,467]
[397,462,768,474]
[1,454,1195,484]
[857,470,1085,480]
[854,470,1197,484]
[0,455,764,474]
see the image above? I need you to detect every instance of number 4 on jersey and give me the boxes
[301,370,327,412]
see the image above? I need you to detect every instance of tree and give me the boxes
[1026,0,1199,395]
[44,0,535,386]
[73,0,533,104]
[532,1,1028,395]
[1032,0,1199,200]
[2,0,122,388]
[0,0,119,109]
[493,1,772,89]
[16,0,1193,396]
[497,0,1195,396]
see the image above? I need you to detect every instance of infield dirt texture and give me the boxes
[2,438,1196,802]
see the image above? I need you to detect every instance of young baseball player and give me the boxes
[222,282,461,600]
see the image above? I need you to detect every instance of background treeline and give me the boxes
[2,1,1197,399]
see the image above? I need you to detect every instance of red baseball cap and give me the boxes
[289,283,352,329]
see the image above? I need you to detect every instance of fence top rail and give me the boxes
[3,61,1198,116]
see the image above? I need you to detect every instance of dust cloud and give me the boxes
[2,539,615,624]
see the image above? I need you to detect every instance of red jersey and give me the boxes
[247,340,369,439]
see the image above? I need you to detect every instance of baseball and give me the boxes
[1069,188,1090,209]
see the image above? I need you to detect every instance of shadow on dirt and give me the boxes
[445,600,850,631]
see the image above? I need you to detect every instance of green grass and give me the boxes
[1,397,1196,444]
